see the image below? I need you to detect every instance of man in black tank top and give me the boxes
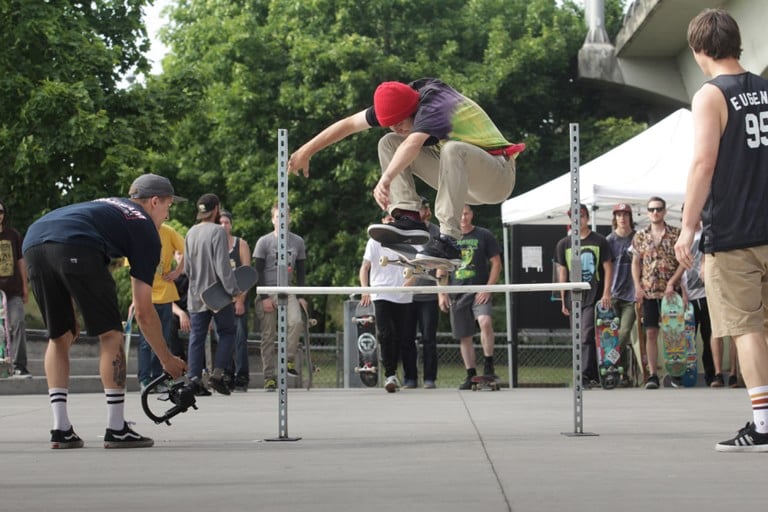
[676,8,768,452]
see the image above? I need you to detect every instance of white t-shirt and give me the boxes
[363,239,413,304]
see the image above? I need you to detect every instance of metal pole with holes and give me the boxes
[266,129,301,442]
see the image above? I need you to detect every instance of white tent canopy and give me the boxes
[501,108,693,226]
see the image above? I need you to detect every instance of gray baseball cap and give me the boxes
[129,173,187,203]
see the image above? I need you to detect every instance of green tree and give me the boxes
[0,0,166,230]
[155,1,639,300]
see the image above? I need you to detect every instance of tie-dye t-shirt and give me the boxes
[366,78,513,150]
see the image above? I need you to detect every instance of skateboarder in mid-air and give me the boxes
[287,78,523,258]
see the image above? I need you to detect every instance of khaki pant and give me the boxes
[254,294,303,380]
[378,133,516,240]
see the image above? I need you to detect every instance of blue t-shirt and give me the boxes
[23,198,161,286]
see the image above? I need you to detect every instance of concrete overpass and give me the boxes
[579,0,768,109]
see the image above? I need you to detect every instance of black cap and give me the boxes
[129,174,186,203]
[196,193,220,220]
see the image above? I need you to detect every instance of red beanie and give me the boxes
[373,82,419,127]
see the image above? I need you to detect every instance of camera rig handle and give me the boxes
[141,373,198,426]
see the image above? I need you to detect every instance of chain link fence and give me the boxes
[301,328,573,389]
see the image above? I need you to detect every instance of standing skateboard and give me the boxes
[201,266,258,313]
[595,304,623,389]
[299,301,318,390]
[123,309,135,362]
[660,293,694,380]
[0,290,11,378]
[681,303,698,387]
[635,302,649,385]
[379,243,457,286]
[352,301,378,387]
[471,375,501,391]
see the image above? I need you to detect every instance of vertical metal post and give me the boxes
[562,123,597,437]
[503,225,515,388]
[266,129,301,442]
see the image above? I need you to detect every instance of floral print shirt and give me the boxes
[632,223,681,299]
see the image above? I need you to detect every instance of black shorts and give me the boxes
[642,298,662,329]
[24,243,121,339]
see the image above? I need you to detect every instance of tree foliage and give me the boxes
[0,0,167,228]
[149,0,639,318]
[2,0,645,324]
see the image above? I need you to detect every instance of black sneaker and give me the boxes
[50,426,84,449]
[458,377,473,390]
[417,236,461,262]
[208,374,231,395]
[287,361,299,377]
[716,422,768,452]
[711,373,725,388]
[194,383,212,396]
[233,377,249,392]
[12,368,33,379]
[645,374,660,390]
[669,376,683,388]
[728,374,740,388]
[104,422,154,448]
[367,216,429,245]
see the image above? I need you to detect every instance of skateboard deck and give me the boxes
[681,304,698,387]
[470,375,500,391]
[353,301,378,387]
[123,309,135,362]
[379,243,456,286]
[660,293,695,379]
[594,304,623,389]
[299,301,318,390]
[635,302,649,385]
[0,290,11,378]
[367,224,430,245]
[201,266,258,313]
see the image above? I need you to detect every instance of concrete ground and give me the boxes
[0,386,762,512]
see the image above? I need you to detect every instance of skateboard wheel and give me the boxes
[613,317,620,323]
[380,256,389,267]
[403,268,414,279]
[596,319,603,326]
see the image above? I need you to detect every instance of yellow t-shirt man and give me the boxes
[125,223,185,304]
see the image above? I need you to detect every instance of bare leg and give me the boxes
[459,336,475,369]
[646,327,659,375]
[477,315,495,357]
[99,330,126,389]
[734,332,768,389]
[44,331,76,389]
[712,336,724,375]
[729,338,739,374]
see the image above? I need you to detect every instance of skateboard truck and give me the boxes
[141,373,199,426]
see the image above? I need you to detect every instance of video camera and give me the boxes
[141,373,198,425]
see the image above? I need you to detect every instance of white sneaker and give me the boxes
[384,375,400,393]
